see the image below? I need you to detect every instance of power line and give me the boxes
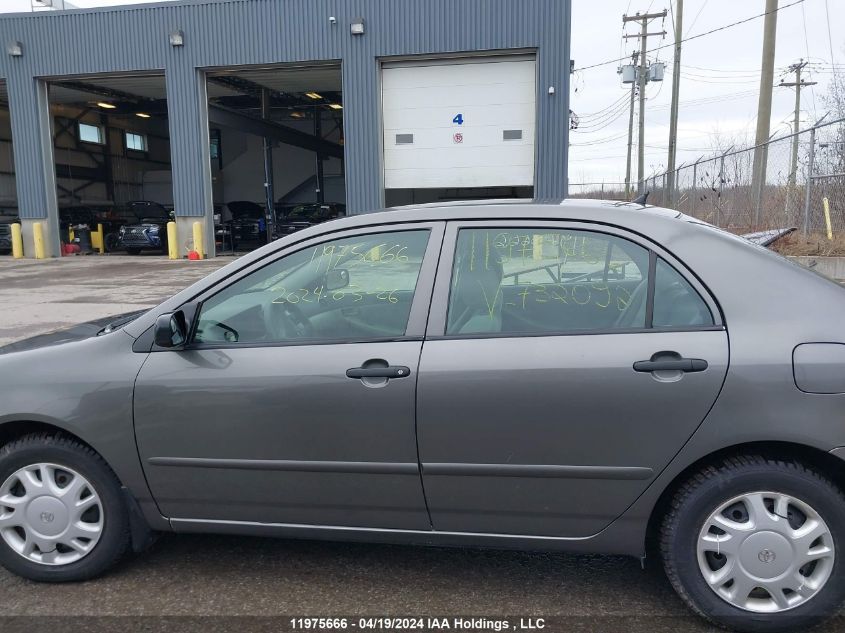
[570,131,631,147]
[680,69,763,79]
[678,73,762,85]
[683,0,708,37]
[573,0,806,72]
[574,101,632,131]
[576,92,631,120]
[683,63,768,74]
[650,88,760,110]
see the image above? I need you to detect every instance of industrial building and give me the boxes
[0,0,571,258]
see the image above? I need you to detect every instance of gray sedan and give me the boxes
[1,200,844,632]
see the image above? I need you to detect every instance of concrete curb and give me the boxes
[788,256,845,282]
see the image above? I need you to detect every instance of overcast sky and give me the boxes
[570,0,845,189]
[3,0,843,190]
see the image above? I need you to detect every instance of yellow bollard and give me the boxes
[91,223,105,254]
[167,221,178,259]
[11,223,23,259]
[192,221,205,259]
[33,222,46,259]
[823,197,833,241]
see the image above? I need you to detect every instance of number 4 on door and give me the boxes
[452,113,464,125]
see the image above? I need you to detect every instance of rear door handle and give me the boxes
[633,358,708,373]
[346,366,411,379]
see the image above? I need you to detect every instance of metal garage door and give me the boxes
[382,56,536,190]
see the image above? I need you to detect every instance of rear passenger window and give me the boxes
[446,228,650,335]
[653,259,714,328]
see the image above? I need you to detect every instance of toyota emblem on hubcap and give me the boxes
[758,549,776,563]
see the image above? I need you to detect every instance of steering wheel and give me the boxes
[264,299,315,341]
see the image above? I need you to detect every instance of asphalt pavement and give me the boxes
[0,255,231,346]
[0,533,696,629]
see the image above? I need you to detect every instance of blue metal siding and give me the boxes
[0,0,570,220]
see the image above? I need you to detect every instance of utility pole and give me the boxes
[751,0,779,227]
[624,51,639,198]
[637,17,648,194]
[780,59,817,189]
[623,9,667,195]
[666,0,683,204]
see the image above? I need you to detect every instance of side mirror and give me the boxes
[154,311,187,348]
[324,268,350,292]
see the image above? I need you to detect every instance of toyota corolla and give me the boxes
[1,200,844,632]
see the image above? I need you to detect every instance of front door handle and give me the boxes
[634,357,708,373]
[346,365,411,379]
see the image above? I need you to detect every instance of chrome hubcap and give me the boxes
[697,491,834,613]
[0,463,103,565]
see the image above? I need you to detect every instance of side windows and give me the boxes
[445,227,713,336]
[446,228,650,335]
[194,230,430,345]
[653,259,714,328]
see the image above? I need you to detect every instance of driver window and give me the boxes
[194,230,430,345]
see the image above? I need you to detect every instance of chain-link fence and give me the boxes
[645,118,845,234]
[568,182,629,201]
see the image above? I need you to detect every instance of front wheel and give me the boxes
[0,434,130,582]
[661,456,845,632]
[104,233,120,253]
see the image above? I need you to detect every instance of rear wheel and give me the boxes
[0,434,130,582]
[661,456,845,632]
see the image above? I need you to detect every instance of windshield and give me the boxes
[127,202,169,221]
[288,205,322,219]
[228,202,264,219]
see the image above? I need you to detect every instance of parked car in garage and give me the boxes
[0,213,16,254]
[3,199,845,632]
[226,201,267,247]
[273,202,345,237]
[117,201,173,255]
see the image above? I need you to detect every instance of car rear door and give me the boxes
[134,223,443,530]
[416,221,728,537]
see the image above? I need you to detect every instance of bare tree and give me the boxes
[819,54,845,176]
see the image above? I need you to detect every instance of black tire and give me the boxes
[125,247,142,255]
[0,433,130,582]
[661,455,845,633]
[104,233,120,253]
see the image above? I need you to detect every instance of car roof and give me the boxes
[294,198,688,236]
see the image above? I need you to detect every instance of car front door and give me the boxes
[417,221,729,537]
[134,223,443,530]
